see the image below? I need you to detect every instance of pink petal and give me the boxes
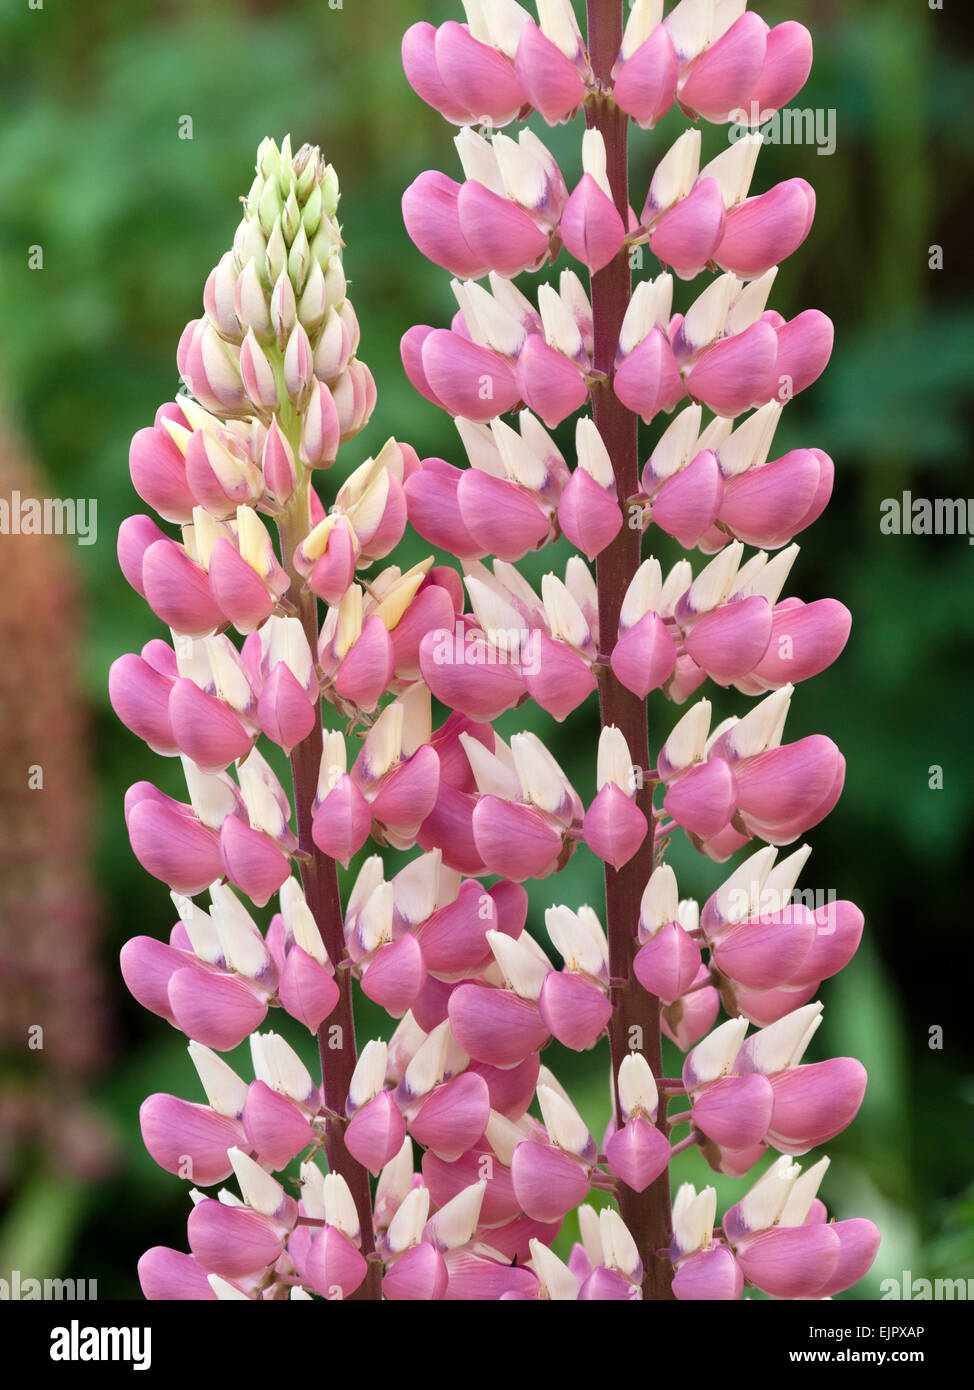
[448,984,550,1069]
[633,922,702,1003]
[422,329,520,421]
[648,178,726,279]
[510,1141,591,1223]
[457,181,550,278]
[409,1072,491,1161]
[560,174,627,273]
[582,783,648,869]
[686,321,778,418]
[140,1094,244,1186]
[138,1247,217,1301]
[514,21,586,125]
[651,449,724,548]
[662,758,737,839]
[613,326,685,422]
[515,334,589,428]
[457,468,550,561]
[403,171,489,278]
[611,610,678,698]
[538,971,611,1051]
[691,1074,774,1149]
[679,13,767,123]
[613,27,679,128]
[472,797,564,881]
[557,466,623,560]
[345,1092,407,1176]
[361,933,426,1016]
[604,1115,670,1192]
[127,800,223,897]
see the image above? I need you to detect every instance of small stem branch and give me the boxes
[586,0,674,1301]
[278,482,380,1301]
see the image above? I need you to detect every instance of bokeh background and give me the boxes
[0,0,971,1298]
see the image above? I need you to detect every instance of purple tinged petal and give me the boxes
[605,1115,670,1192]
[345,1093,407,1176]
[448,984,551,1069]
[278,945,340,1033]
[187,1199,284,1280]
[167,967,267,1051]
[560,174,627,273]
[510,1141,591,1223]
[538,971,612,1051]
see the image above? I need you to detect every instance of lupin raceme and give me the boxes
[115,0,879,1306]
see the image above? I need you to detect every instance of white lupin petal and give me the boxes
[299,1160,327,1220]
[530,1239,581,1300]
[465,576,530,662]
[237,752,288,840]
[639,863,680,934]
[712,0,748,44]
[443,1027,471,1081]
[427,1181,487,1250]
[689,1016,749,1084]
[172,892,223,965]
[621,0,665,61]
[360,701,405,781]
[599,1208,641,1279]
[738,1154,801,1233]
[699,135,763,209]
[519,407,566,469]
[173,632,212,686]
[323,1173,361,1241]
[359,882,395,953]
[188,1042,249,1118]
[280,878,329,968]
[761,844,813,913]
[647,129,701,216]
[544,906,604,977]
[493,132,548,210]
[541,573,590,649]
[251,1031,316,1106]
[453,280,527,357]
[510,731,571,814]
[684,540,744,617]
[659,558,694,617]
[398,681,433,759]
[487,929,550,1000]
[717,400,783,478]
[559,269,594,333]
[490,560,545,622]
[619,275,673,354]
[211,900,271,980]
[575,417,614,488]
[289,1287,313,1300]
[489,271,539,327]
[726,267,779,336]
[620,557,664,629]
[454,126,505,196]
[779,1156,831,1227]
[205,635,255,712]
[490,416,548,491]
[482,0,532,58]
[577,1203,604,1267]
[484,1110,528,1167]
[375,1137,414,1215]
[596,724,635,793]
[181,757,238,830]
[236,506,276,579]
[459,0,492,43]
[576,905,609,962]
[228,1147,286,1217]
[208,1275,251,1300]
[696,414,735,454]
[317,730,348,800]
[260,615,314,689]
[403,1018,451,1097]
[348,1040,389,1110]
[392,849,442,929]
[215,1188,244,1207]
[538,1084,590,1155]
[672,1183,716,1253]
[660,698,712,773]
[565,554,599,618]
[710,846,778,929]
[347,856,384,920]
[747,1003,824,1074]
[387,1186,431,1253]
[648,405,703,482]
[618,1052,659,1120]
[726,684,793,759]
[538,282,585,359]
[678,898,700,933]
[730,545,798,606]
[666,0,718,63]
[460,731,521,800]
[538,0,584,59]
[581,128,613,200]
[681,273,740,353]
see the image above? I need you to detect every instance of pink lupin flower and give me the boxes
[736,21,814,125]
[117,3,875,1297]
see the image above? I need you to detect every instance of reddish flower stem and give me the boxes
[279,488,381,1301]
[586,0,674,1299]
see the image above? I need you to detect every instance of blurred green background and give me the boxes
[0,0,971,1299]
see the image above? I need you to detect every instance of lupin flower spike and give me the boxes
[118,1,875,1306]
